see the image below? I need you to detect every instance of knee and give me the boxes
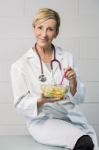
[73,135,94,150]
[85,135,94,150]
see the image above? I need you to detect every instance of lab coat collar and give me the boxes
[54,46,63,62]
[26,48,36,59]
[26,46,63,62]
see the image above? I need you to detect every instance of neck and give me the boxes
[35,43,53,63]
[36,43,52,54]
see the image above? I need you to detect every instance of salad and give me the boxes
[41,84,69,99]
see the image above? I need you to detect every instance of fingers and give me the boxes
[49,97,61,102]
[42,97,62,103]
[64,66,76,81]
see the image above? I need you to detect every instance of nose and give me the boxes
[41,29,47,37]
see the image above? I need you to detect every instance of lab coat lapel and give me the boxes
[27,48,41,70]
[27,48,51,77]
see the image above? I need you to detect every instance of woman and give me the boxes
[11,8,99,150]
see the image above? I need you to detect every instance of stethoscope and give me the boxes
[35,43,62,82]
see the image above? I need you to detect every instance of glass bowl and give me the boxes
[41,84,69,99]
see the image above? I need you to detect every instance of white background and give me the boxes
[0,0,99,143]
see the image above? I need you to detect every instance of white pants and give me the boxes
[28,118,85,149]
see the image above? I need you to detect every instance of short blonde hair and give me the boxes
[32,8,60,33]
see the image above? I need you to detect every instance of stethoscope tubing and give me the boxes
[34,43,62,82]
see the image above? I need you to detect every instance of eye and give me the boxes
[38,26,43,30]
[48,28,54,31]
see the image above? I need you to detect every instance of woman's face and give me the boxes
[33,19,58,48]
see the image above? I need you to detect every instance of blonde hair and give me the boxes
[32,8,60,33]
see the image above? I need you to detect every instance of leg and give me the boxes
[28,118,85,149]
[73,135,94,150]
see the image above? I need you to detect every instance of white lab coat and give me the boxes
[11,46,99,150]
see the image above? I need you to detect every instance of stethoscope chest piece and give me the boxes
[39,74,47,82]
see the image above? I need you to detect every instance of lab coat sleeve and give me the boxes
[66,53,85,105]
[68,78,85,105]
[11,64,38,119]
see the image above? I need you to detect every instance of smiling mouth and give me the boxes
[40,39,48,43]
[40,38,47,41]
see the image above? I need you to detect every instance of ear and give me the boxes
[32,26,35,33]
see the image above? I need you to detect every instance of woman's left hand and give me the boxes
[64,66,77,96]
[64,66,76,81]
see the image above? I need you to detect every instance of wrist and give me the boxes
[69,79,77,96]
[69,78,77,87]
